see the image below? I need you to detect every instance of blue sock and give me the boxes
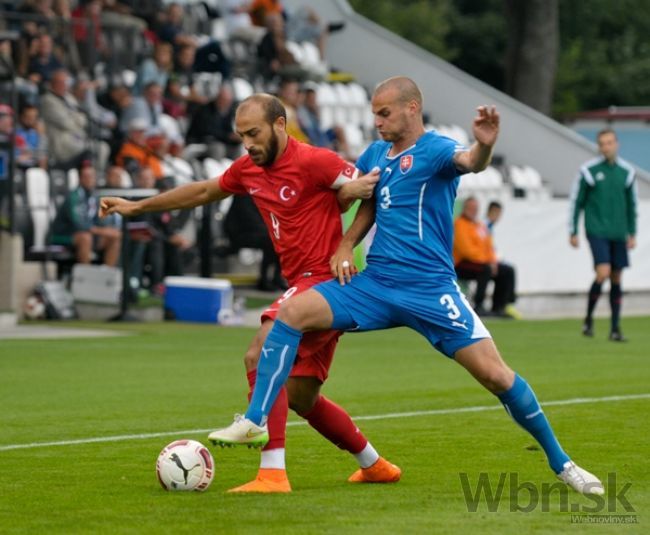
[245,320,302,425]
[498,374,570,473]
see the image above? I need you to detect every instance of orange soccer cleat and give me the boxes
[227,468,292,493]
[348,457,402,483]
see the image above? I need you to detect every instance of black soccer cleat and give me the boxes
[582,318,594,337]
[609,330,628,342]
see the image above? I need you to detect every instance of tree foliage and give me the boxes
[348,0,650,117]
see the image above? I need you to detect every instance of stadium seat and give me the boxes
[203,157,223,180]
[448,124,470,147]
[232,77,254,101]
[194,72,222,99]
[159,114,183,142]
[182,143,209,161]
[316,82,337,108]
[300,41,327,78]
[25,168,52,252]
[220,158,234,171]
[522,165,543,189]
[319,106,336,131]
[163,157,196,186]
[285,41,305,64]
[24,167,74,273]
[67,169,79,191]
[121,69,137,88]
[342,124,367,159]
[301,41,320,67]
[116,167,132,188]
[348,83,369,107]
[211,17,228,41]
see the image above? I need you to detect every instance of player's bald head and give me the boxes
[374,77,423,110]
[237,93,287,126]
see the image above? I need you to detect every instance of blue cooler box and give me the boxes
[164,277,233,323]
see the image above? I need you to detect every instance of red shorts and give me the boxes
[261,274,341,383]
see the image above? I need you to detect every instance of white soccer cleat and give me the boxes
[207,414,269,449]
[557,461,604,495]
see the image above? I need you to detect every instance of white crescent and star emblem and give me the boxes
[279,186,297,201]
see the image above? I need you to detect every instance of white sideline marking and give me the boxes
[1,393,649,452]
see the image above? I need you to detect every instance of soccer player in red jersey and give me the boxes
[100,94,401,492]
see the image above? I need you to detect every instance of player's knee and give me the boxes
[243,347,260,371]
[277,299,304,330]
[288,388,318,414]
[595,265,611,282]
[74,232,91,247]
[483,366,515,394]
[286,378,320,414]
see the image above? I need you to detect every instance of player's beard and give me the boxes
[252,129,280,167]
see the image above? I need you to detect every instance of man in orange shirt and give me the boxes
[453,197,517,317]
[115,119,164,179]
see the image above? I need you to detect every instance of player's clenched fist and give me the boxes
[342,167,380,200]
[99,197,140,218]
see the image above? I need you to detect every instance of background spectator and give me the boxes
[277,78,309,143]
[0,104,13,143]
[72,0,108,69]
[120,80,163,132]
[26,33,63,85]
[115,117,164,178]
[72,73,117,143]
[41,68,109,171]
[186,84,241,160]
[134,41,173,97]
[15,103,48,169]
[249,0,283,28]
[485,200,503,235]
[257,13,303,81]
[453,196,518,318]
[50,158,121,266]
[129,168,190,296]
[224,0,266,43]
[297,82,351,159]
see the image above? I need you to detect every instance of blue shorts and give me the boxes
[314,272,491,358]
[587,235,629,270]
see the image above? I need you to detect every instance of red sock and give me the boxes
[247,369,287,451]
[300,395,368,454]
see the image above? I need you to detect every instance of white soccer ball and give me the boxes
[156,439,215,491]
[24,295,46,320]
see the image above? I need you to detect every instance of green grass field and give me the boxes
[1,317,648,534]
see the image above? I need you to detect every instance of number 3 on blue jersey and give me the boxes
[440,294,461,319]
[380,186,391,210]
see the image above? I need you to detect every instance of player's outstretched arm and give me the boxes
[330,198,376,284]
[99,179,230,218]
[336,167,380,212]
[455,105,499,174]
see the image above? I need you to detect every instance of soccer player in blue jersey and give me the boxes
[211,76,604,495]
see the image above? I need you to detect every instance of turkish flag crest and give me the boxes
[400,155,413,174]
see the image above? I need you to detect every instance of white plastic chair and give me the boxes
[25,168,51,251]
[67,168,79,191]
[232,77,254,101]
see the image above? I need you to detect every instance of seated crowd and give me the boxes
[0,0,351,294]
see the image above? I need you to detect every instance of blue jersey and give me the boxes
[356,131,464,284]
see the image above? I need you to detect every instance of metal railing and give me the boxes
[0,10,150,75]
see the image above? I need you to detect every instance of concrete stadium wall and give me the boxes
[284,0,650,198]
[493,199,650,294]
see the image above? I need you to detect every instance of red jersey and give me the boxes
[219,137,357,284]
